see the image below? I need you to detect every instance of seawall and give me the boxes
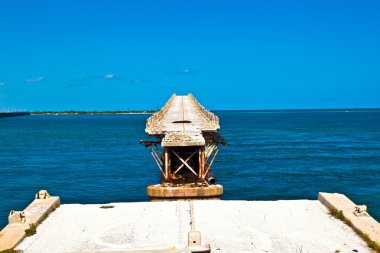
[0,112,30,118]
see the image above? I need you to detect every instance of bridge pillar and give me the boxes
[141,94,226,201]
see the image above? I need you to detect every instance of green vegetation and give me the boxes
[99,205,115,209]
[21,203,60,240]
[330,208,345,220]
[0,249,23,253]
[24,224,37,237]
[40,212,49,224]
[329,208,380,252]
[31,110,156,115]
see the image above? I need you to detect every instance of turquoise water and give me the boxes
[0,111,380,228]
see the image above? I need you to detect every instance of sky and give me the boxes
[0,0,380,111]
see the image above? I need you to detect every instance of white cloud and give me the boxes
[131,79,149,84]
[104,74,114,79]
[166,68,198,75]
[25,76,45,83]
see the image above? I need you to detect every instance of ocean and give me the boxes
[0,111,379,228]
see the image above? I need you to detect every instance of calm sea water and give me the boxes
[0,111,379,228]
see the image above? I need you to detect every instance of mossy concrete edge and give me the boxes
[318,192,380,250]
[0,190,60,251]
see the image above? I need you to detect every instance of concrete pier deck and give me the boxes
[16,200,370,253]
[145,94,219,146]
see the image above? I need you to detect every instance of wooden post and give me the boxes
[164,148,172,181]
[199,147,205,179]
[164,148,169,181]
[167,149,171,180]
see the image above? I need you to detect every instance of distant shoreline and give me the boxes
[0,112,31,118]
[29,108,380,115]
[31,111,155,115]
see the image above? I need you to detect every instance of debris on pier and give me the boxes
[141,94,226,200]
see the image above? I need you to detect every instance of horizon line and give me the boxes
[28,107,380,113]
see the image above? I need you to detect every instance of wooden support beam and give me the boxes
[150,150,166,179]
[172,151,198,177]
[205,148,219,176]
[154,144,162,156]
[199,148,205,179]
[172,149,199,175]
[164,148,170,180]
[139,140,161,147]
[167,150,171,179]
[150,146,163,166]
[205,144,216,163]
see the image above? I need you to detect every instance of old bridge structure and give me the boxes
[141,94,226,200]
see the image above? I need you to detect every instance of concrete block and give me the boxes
[0,190,60,251]
[188,231,201,246]
[318,192,380,245]
[35,189,51,199]
[8,211,26,224]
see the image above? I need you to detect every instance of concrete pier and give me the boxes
[0,191,379,252]
[142,94,226,200]
[6,196,376,253]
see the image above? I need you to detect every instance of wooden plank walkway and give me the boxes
[145,94,219,146]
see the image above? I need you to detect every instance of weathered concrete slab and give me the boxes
[17,202,191,253]
[16,200,370,253]
[145,94,219,147]
[319,192,380,246]
[193,200,370,253]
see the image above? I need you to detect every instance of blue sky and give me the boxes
[0,0,379,111]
